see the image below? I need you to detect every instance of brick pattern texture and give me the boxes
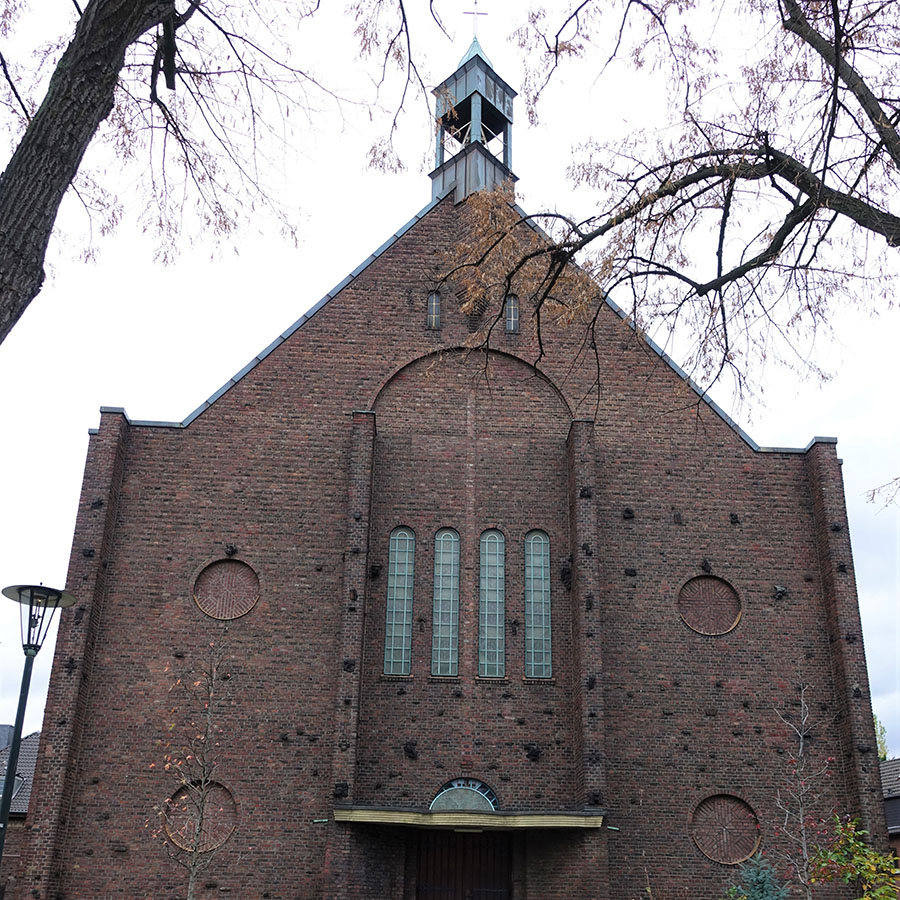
[3,194,885,900]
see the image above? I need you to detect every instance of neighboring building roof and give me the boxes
[881,757,900,799]
[0,730,40,815]
[883,758,900,797]
[882,758,900,834]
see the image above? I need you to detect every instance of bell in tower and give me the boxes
[429,37,518,202]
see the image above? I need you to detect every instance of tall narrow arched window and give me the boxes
[431,529,460,676]
[384,527,415,675]
[524,531,552,678]
[426,291,441,329]
[505,294,519,333]
[479,530,506,678]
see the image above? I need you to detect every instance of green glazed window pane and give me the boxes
[479,530,506,677]
[384,528,415,675]
[525,531,552,678]
[431,529,459,676]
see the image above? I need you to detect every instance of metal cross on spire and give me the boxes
[463,0,488,36]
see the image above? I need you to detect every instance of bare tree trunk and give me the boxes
[0,0,173,343]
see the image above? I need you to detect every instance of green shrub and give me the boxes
[810,816,898,900]
[720,854,790,900]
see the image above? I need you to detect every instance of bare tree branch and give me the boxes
[0,47,30,120]
[781,0,900,168]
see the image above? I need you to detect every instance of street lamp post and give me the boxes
[0,585,76,874]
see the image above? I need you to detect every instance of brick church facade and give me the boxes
[2,40,886,900]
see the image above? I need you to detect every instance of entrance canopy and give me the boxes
[332,807,604,831]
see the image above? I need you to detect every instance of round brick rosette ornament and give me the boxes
[193,559,260,620]
[165,781,238,852]
[690,794,760,864]
[678,576,742,635]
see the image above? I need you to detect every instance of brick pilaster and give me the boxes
[323,410,376,897]
[19,409,129,900]
[566,421,607,817]
[806,438,887,845]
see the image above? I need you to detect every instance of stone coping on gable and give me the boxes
[87,192,838,457]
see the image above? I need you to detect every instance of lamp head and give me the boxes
[2,584,78,654]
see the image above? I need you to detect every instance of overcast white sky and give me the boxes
[0,3,897,764]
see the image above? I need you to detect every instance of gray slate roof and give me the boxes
[882,757,900,798]
[882,758,900,834]
[0,730,40,815]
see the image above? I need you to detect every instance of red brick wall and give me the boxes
[14,194,879,900]
[1,818,26,896]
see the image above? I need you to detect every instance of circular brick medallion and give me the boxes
[165,781,237,852]
[677,576,741,635]
[690,794,760,864]
[193,560,259,620]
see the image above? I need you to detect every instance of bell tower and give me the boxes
[429,37,518,202]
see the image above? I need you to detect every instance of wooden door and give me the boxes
[415,830,511,899]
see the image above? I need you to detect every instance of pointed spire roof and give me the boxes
[458,35,492,69]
